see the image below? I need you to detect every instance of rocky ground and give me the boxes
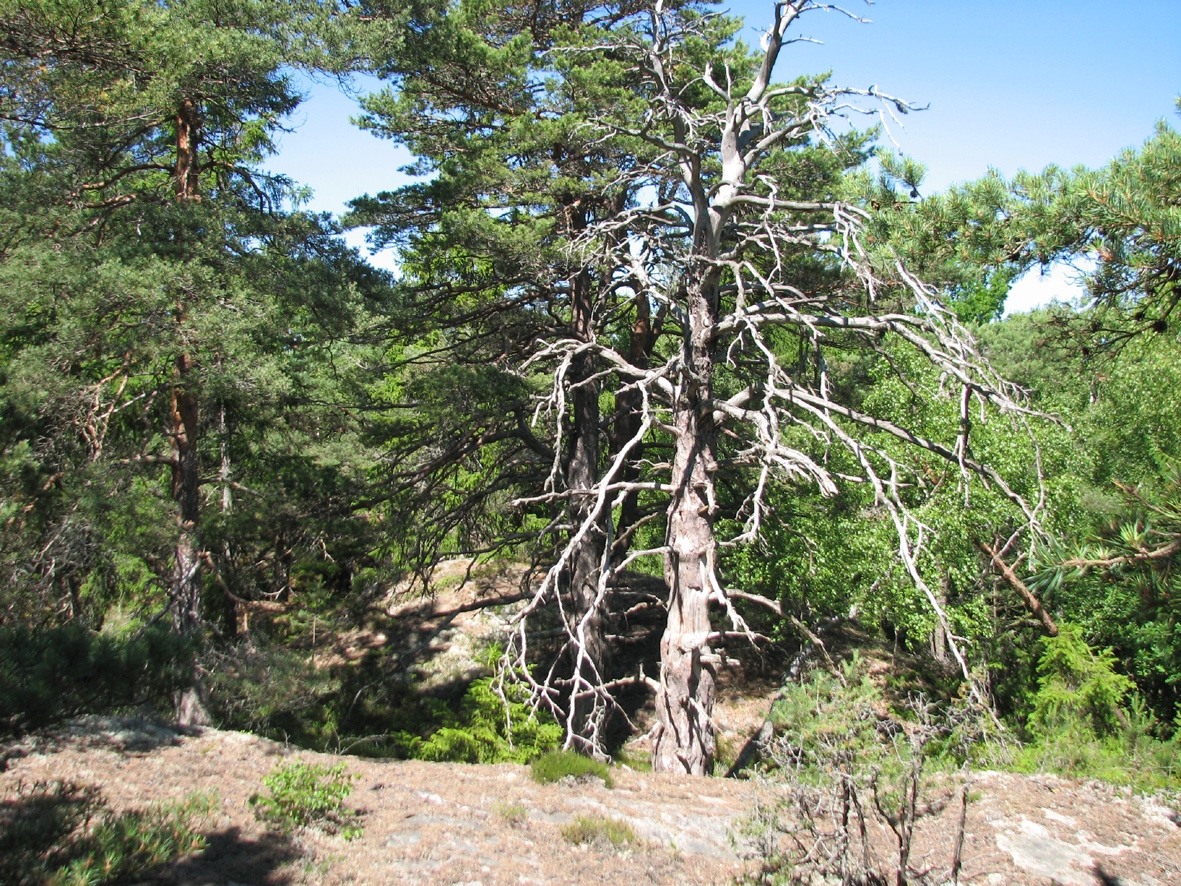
[2,715,1180,886]
[5,564,1181,884]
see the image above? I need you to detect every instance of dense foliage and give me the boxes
[0,0,1178,789]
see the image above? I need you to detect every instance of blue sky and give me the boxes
[269,0,1180,308]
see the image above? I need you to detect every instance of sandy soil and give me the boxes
[3,717,1180,886]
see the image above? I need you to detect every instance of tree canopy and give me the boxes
[349,0,1054,772]
[2,0,1179,778]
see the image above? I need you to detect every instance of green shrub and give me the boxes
[407,675,563,765]
[0,780,99,885]
[1027,624,1134,740]
[0,625,192,737]
[560,814,637,850]
[530,749,613,787]
[250,761,361,839]
[1013,624,1181,788]
[0,781,213,886]
[48,793,215,886]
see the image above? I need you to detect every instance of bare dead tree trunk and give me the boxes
[653,272,719,775]
[653,426,718,773]
[216,401,238,637]
[511,0,1046,773]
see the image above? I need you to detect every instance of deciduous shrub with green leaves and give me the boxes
[250,761,361,839]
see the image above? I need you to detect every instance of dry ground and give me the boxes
[5,564,1181,884]
[3,716,1180,886]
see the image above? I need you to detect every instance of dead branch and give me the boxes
[980,541,1059,636]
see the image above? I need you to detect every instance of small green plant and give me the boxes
[492,799,528,824]
[250,761,361,839]
[1026,624,1134,739]
[560,814,637,850]
[48,793,215,886]
[530,749,613,787]
[0,781,214,886]
[1013,624,1181,789]
[611,746,652,772]
[409,675,563,764]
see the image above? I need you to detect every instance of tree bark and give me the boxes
[171,354,202,635]
[653,272,719,775]
[932,570,951,666]
[174,98,199,202]
[171,98,211,727]
[564,268,611,750]
[171,352,209,726]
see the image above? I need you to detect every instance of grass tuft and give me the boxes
[560,814,637,850]
[530,749,613,787]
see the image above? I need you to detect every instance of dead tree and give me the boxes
[502,0,1047,775]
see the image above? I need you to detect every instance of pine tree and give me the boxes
[356,0,1045,773]
[0,0,391,722]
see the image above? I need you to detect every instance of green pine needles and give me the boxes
[0,780,214,886]
[409,675,563,765]
[1016,624,1181,788]
[1027,624,1133,740]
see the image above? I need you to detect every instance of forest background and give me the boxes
[3,0,1181,795]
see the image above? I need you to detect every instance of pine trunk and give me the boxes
[564,270,610,750]
[653,274,718,775]
[171,99,210,727]
[171,363,202,636]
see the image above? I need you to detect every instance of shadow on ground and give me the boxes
[165,826,306,885]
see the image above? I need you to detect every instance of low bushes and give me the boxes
[0,624,192,737]
[0,780,214,886]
